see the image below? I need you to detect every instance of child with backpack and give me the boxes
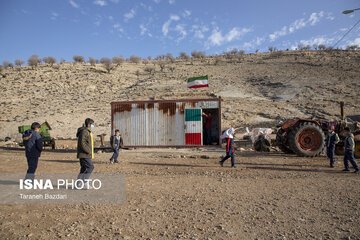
[23,122,43,180]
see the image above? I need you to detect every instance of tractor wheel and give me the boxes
[288,122,325,157]
[276,130,293,154]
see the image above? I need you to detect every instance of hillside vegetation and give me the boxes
[0,50,359,139]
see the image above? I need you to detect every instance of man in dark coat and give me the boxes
[23,122,43,180]
[109,129,124,164]
[325,125,340,168]
[76,118,95,183]
[342,127,359,173]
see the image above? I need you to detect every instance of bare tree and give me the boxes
[88,57,97,66]
[43,56,57,66]
[28,55,41,69]
[129,55,141,64]
[73,55,85,63]
[135,70,140,79]
[165,53,175,63]
[298,44,311,51]
[143,59,149,65]
[0,65,5,78]
[317,44,327,51]
[346,45,358,51]
[191,51,206,59]
[3,60,13,69]
[15,59,24,67]
[144,66,155,75]
[100,58,113,73]
[268,46,277,52]
[158,61,166,72]
[179,52,190,60]
[112,56,124,66]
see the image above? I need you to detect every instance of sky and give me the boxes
[0,0,359,63]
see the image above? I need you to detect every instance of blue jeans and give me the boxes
[25,156,39,180]
[344,151,359,170]
[77,158,94,180]
[111,148,120,162]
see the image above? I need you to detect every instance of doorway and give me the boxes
[202,108,220,145]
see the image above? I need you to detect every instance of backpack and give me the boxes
[22,130,33,142]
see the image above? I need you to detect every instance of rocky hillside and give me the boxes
[0,50,359,139]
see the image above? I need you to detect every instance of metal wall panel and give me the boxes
[111,98,220,147]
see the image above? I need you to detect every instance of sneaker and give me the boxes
[114,161,119,163]
[354,169,359,174]
[82,185,93,190]
[231,165,236,168]
[342,169,350,172]
[219,161,224,167]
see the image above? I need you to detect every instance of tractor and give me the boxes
[276,102,360,157]
[18,121,56,149]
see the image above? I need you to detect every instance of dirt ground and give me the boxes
[0,148,359,240]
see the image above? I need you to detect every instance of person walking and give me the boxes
[219,128,236,168]
[342,127,359,173]
[76,118,95,185]
[325,125,340,168]
[23,122,43,181]
[109,129,124,164]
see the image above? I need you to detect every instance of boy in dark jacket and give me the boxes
[76,118,95,182]
[109,129,123,164]
[342,127,359,173]
[23,122,43,180]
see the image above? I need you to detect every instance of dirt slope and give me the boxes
[0,50,359,139]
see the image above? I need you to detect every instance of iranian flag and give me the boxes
[187,75,209,88]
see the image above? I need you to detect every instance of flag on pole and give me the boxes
[187,75,209,88]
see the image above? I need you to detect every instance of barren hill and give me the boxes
[1,50,359,140]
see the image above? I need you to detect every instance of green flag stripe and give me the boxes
[187,75,208,83]
[185,109,202,121]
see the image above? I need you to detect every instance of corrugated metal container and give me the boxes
[111,98,221,147]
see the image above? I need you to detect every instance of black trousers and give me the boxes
[77,158,94,180]
[25,156,39,180]
[326,146,335,165]
[344,151,359,170]
[111,148,120,162]
[221,154,236,167]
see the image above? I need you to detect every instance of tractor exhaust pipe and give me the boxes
[340,101,345,120]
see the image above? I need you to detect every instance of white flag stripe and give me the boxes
[187,79,208,88]
[185,121,202,133]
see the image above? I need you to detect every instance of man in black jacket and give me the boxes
[342,127,359,173]
[23,122,43,180]
[76,118,95,183]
